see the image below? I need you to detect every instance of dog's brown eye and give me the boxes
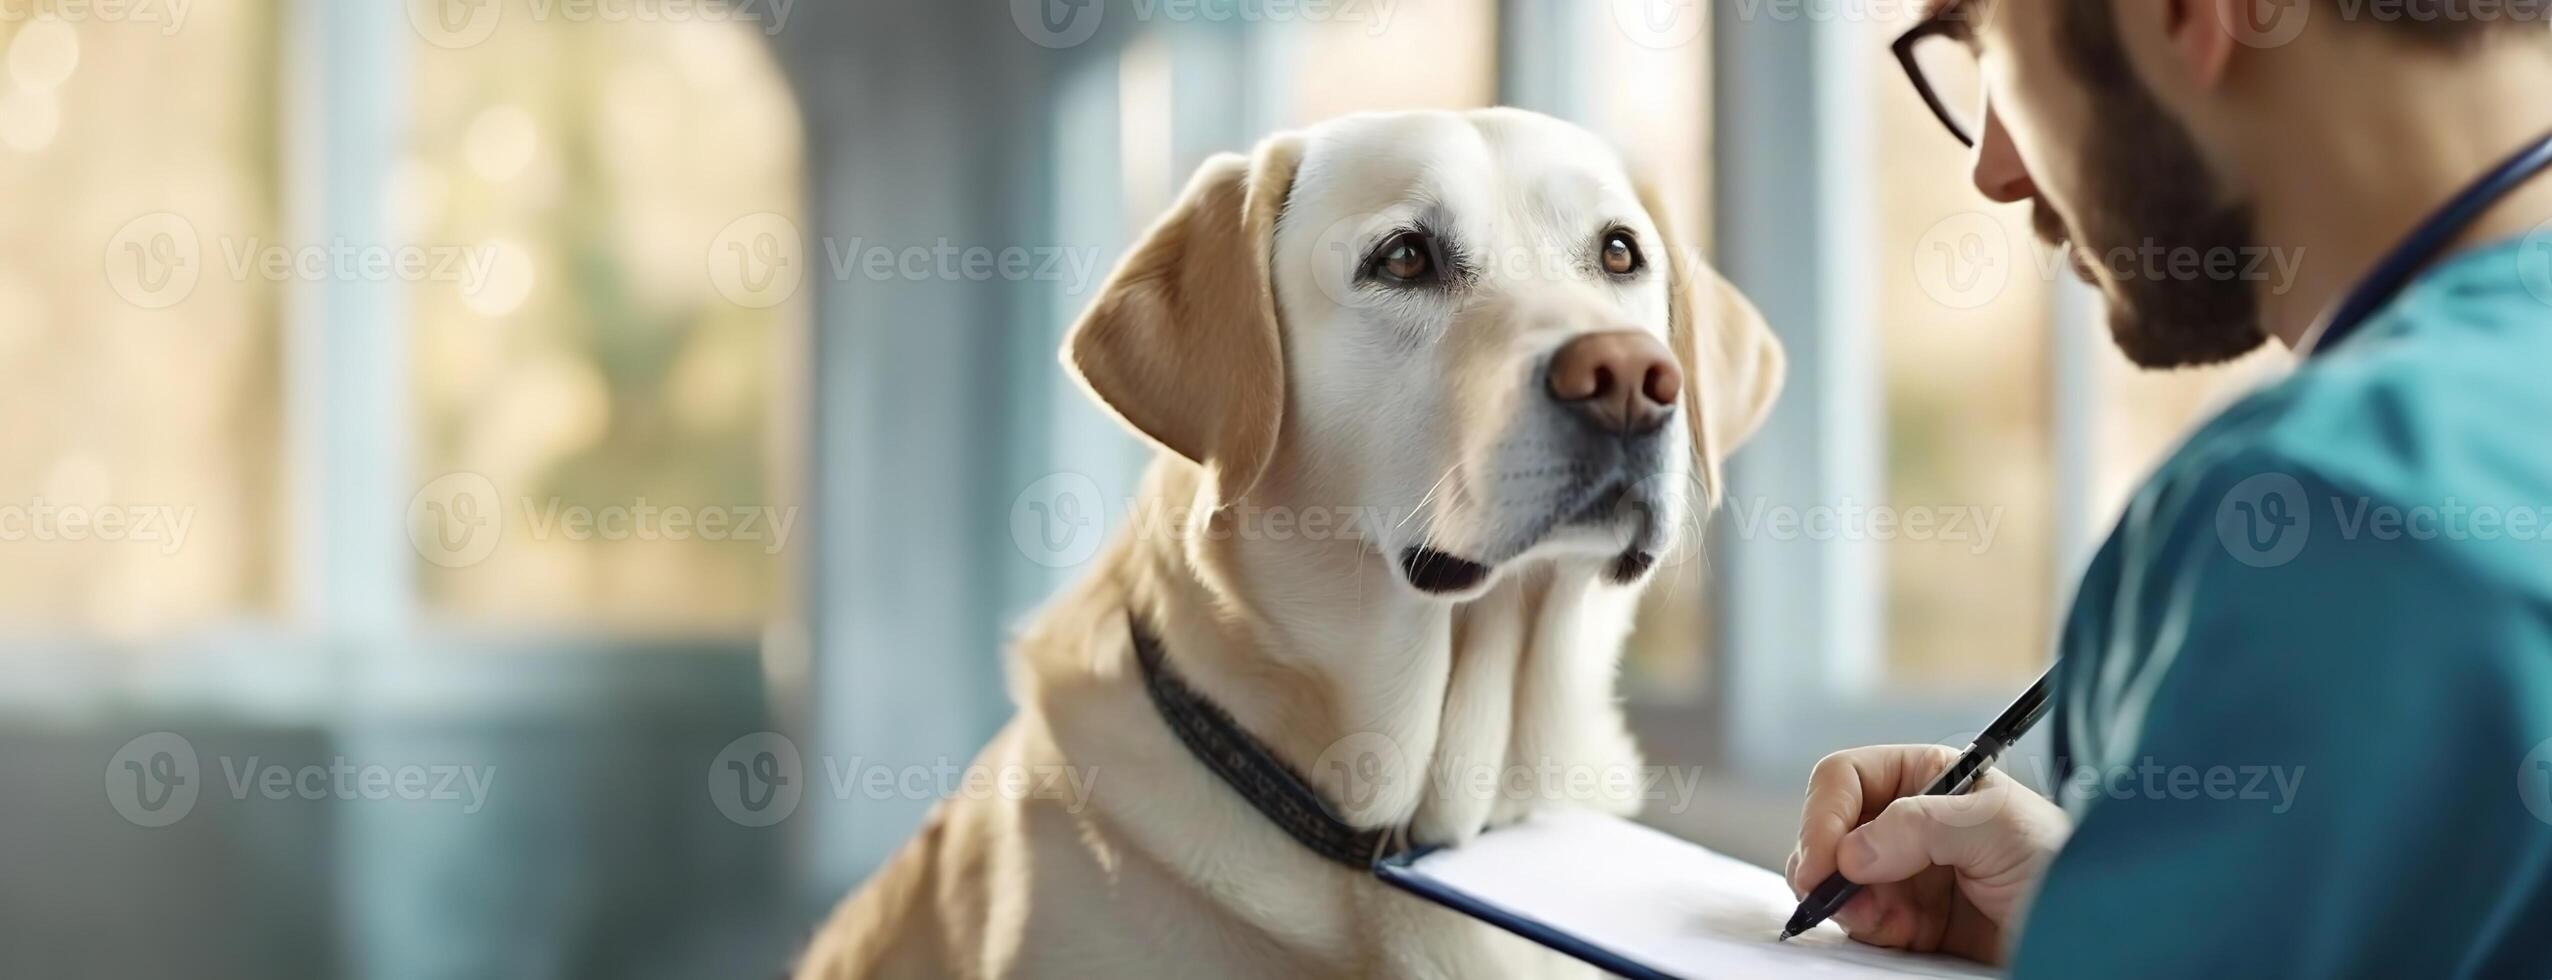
[1600,230,1641,276]
[1380,234,1431,281]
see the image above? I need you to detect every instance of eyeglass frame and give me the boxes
[1891,15,1980,148]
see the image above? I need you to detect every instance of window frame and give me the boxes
[1698,9,2082,784]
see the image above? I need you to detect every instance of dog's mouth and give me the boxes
[1399,547,1492,594]
[1397,478,1666,596]
[1566,477,1666,585]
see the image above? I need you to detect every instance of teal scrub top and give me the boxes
[2011,237,2552,977]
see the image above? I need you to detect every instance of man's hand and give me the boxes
[1784,744,2070,965]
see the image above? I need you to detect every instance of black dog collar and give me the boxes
[1128,612,1412,869]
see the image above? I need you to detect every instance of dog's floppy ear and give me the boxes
[1637,181,1785,503]
[1064,134,1304,507]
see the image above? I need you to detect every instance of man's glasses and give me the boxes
[1892,15,1986,147]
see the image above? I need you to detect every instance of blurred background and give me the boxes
[0,0,2283,976]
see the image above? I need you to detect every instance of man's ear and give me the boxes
[2175,0,2244,88]
[1636,180,1786,504]
[1063,133,1304,508]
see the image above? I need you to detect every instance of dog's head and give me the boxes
[1067,109,1783,600]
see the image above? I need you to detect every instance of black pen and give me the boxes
[1777,668,2055,942]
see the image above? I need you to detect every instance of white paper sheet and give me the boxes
[1388,808,2000,979]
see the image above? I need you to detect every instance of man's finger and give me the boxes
[1795,746,1960,889]
[1793,752,1873,892]
[1835,789,2014,885]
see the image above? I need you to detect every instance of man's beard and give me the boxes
[2037,43,2271,367]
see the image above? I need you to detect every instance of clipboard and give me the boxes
[1374,808,2000,979]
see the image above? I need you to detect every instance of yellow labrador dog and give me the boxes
[796,108,1783,979]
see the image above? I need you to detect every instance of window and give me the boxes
[407,11,803,629]
[0,4,282,638]
[1866,8,2058,688]
[1700,9,2290,788]
[1277,0,1495,126]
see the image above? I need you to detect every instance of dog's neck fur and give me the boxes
[1106,456,1647,848]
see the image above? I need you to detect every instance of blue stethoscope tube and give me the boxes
[2303,129,2552,358]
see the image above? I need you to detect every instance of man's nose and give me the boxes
[1547,330,1681,436]
[1969,105,2036,204]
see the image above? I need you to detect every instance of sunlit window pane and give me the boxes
[2095,347,2288,521]
[1579,18,1715,702]
[1280,0,1494,125]
[0,5,280,638]
[409,7,803,629]
[1869,13,2055,686]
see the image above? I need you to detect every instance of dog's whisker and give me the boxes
[1399,462,1463,529]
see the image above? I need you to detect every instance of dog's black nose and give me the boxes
[1548,331,1680,436]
